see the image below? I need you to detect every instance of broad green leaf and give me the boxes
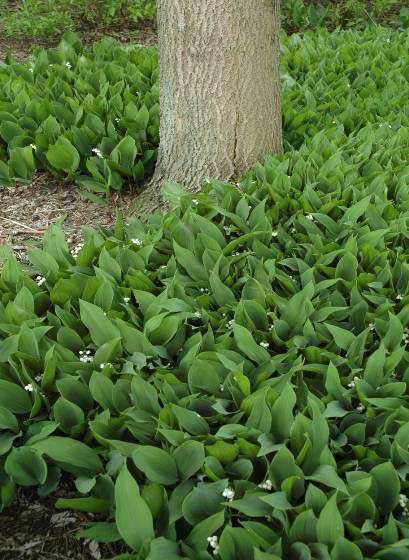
[115,464,154,551]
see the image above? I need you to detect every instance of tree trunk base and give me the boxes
[134,0,282,219]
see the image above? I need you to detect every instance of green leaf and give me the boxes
[219,526,254,560]
[55,497,111,513]
[260,491,293,510]
[331,537,363,560]
[186,510,225,550]
[46,137,80,174]
[369,462,400,513]
[78,523,121,543]
[316,493,344,547]
[0,380,32,414]
[172,405,210,436]
[79,300,120,346]
[234,324,270,364]
[325,323,355,350]
[53,397,84,434]
[115,464,154,551]
[132,446,178,485]
[30,437,102,476]
[5,447,47,486]
[270,383,296,441]
[173,441,205,480]
[9,146,35,181]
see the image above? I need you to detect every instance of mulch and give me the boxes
[0,173,145,262]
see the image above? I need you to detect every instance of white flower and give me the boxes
[35,375,42,382]
[260,341,269,349]
[194,311,201,318]
[348,377,359,389]
[400,494,409,516]
[131,238,142,246]
[290,227,296,233]
[71,242,84,257]
[192,199,199,206]
[223,226,232,235]
[356,404,365,413]
[258,479,273,491]
[220,384,224,392]
[332,120,336,124]
[92,148,103,158]
[36,275,46,286]
[100,362,112,369]
[29,68,34,73]
[268,325,274,331]
[207,535,219,554]
[24,384,34,392]
[272,231,278,238]
[396,294,404,301]
[368,322,375,331]
[306,213,314,221]
[233,252,240,257]
[79,350,93,363]
[30,143,37,150]
[123,297,131,303]
[386,38,391,43]
[222,487,235,501]
[65,62,72,69]
[227,319,235,329]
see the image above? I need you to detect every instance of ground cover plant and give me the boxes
[1,27,409,202]
[0,0,407,41]
[282,0,408,32]
[2,26,409,559]
[0,33,159,202]
[0,0,156,40]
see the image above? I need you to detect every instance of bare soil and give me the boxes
[0,486,126,560]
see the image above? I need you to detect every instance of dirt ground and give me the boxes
[0,173,146,262]
[0,486,126,560]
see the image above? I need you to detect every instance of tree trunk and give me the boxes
[136,0,282,214]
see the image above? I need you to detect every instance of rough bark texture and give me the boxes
[136,0,282,215]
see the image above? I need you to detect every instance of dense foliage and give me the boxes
[0,0,156,39]
[0,0,407,40]
[2,27,409,559]
[0,34,159,202]
[2,28,409,202]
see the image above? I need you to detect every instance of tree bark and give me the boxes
[136,0,282,214]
